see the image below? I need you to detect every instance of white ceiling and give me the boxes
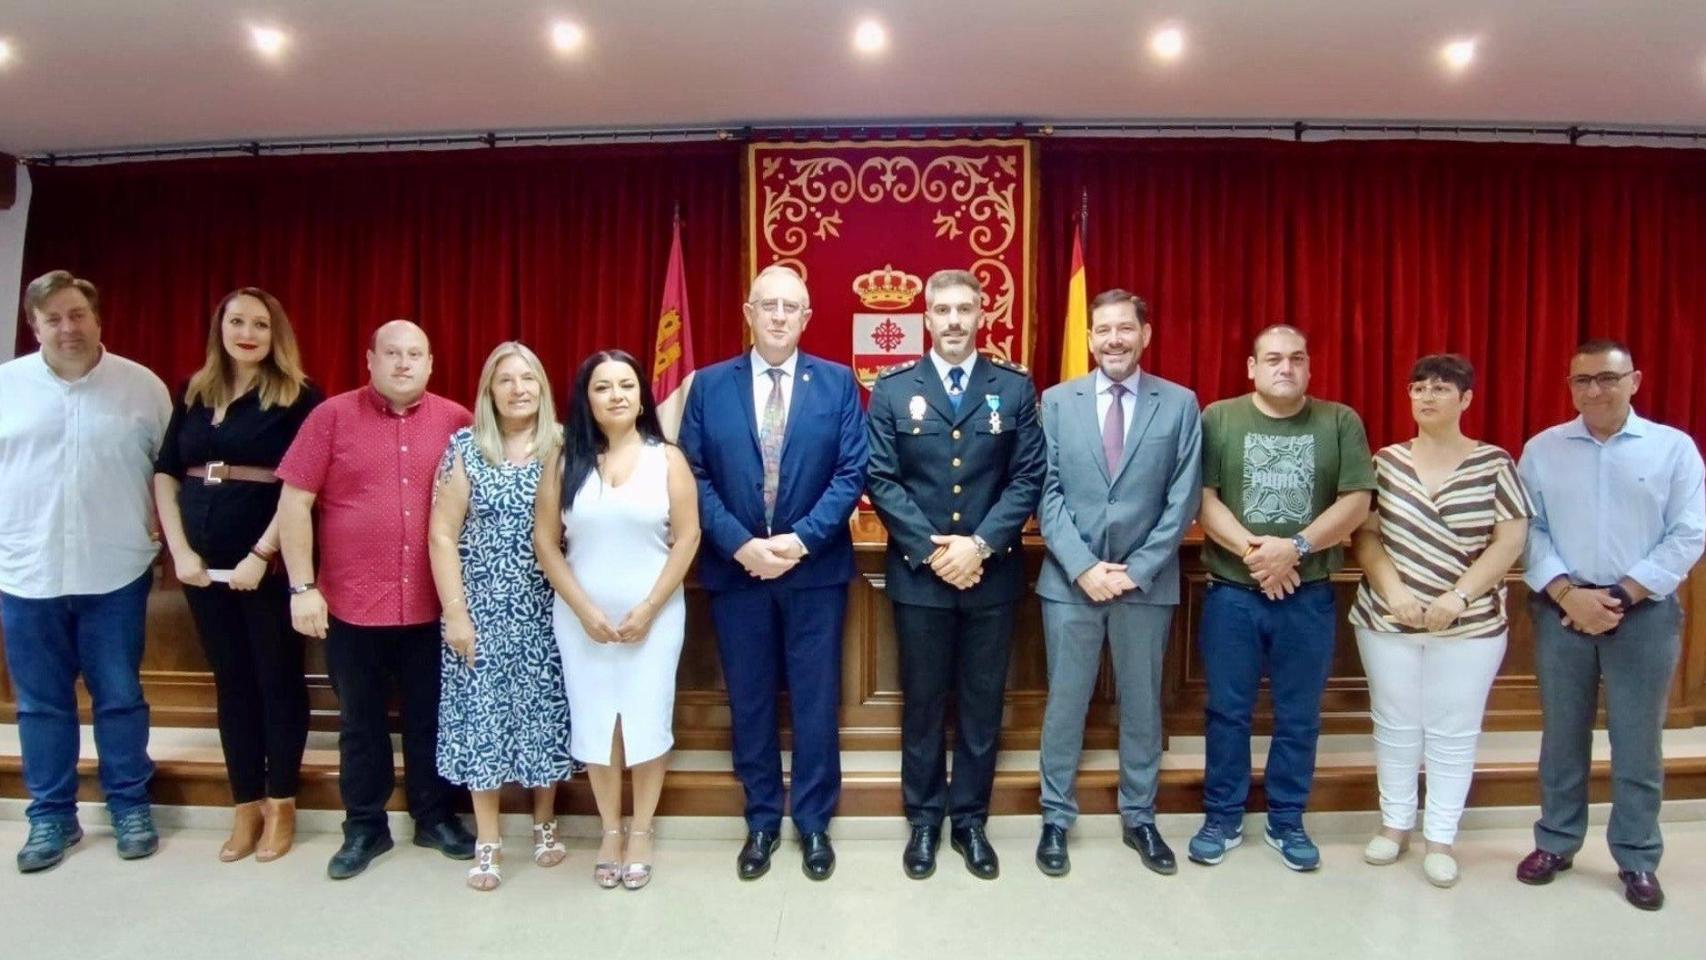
[1,0,1704,154]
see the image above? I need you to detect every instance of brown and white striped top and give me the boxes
[1349,441,1535,639]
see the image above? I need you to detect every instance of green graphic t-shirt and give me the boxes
[1201,395,1376,585]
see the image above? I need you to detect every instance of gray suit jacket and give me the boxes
[1036,371,1203,606]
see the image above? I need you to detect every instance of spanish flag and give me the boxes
[1058,212,1089,381]
[651,212,697,440]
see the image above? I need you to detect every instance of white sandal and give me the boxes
[622,828,655,890]
[467,841,502,891]
[533,820,567,868]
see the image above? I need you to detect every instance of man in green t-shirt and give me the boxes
[1187,324,1375,873]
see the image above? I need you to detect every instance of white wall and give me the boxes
[0,164,33,362]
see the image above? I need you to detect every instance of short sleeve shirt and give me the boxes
[1349,442,1535,639]
[275,387,472,627]
[1200,395,1377,585]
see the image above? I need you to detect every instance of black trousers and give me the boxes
[324,617,455,839]
[893,601,1016,829]
[182,575,308,803]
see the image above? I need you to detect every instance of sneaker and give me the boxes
[1187,820,1243,866]
[112,807,160,860]
[1264,823,1320,872]
[17,819,84,873]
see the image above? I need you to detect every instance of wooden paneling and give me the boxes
[4,528,1703,747]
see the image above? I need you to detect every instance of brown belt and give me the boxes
[187,461,279,485]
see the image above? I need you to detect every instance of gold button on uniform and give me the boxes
[952,512,961,522]
[952,429,961,440]
[952,457,962,467]
[912,427,921,434]
[953,484,962,494]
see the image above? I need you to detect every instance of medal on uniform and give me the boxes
[985,394,1002,434]
[909,395,927,421]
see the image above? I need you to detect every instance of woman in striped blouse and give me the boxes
[1350,354,1533,888]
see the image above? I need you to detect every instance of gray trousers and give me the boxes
[1039,599,1173,829]
[1531,595,1682,872]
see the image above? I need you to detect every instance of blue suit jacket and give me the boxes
[679,351,870,593]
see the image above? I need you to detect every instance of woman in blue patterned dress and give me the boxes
[429,342,573,891]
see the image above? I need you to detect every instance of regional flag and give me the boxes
[651,213,697,440]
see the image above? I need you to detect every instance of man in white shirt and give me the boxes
[0,270,171,873]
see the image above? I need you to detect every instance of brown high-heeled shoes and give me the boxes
[255,797,297,862]
[220,801,265,862]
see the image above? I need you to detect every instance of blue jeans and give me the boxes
[1,571,154,824]
[1200,579,1337,830]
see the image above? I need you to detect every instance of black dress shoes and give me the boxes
[1123,822,1178,875]
[903,824,940,880]
[327,833,394,880]
[1035,823,1070,877]
[413,818,477,860]
[1516,848,1573,885]
[950,824,1000,880]
[737,830,781,880]
[1619,870,1664,911]
[801,832,836,881]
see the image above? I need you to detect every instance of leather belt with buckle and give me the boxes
[186,461,280,485]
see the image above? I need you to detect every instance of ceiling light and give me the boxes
[0,38,13,67]
[249,25,288,59]
[551,21,585,53]
[1149,26,1185,61]
[853,19,887,55]
[1441,38,1476,71]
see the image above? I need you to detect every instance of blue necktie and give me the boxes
[948,367,964,412]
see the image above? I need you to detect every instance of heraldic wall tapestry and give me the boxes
[746,140,1035,388]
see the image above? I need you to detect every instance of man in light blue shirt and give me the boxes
[1515,338,1705,912]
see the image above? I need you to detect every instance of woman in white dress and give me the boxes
[535,348,699,891]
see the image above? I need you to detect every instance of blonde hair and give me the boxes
[185,288,308,410]
[470,341,562,467]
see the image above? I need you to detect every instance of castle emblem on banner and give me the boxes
[851,264,924,388]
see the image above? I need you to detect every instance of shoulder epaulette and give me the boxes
[988,356,1029,375]
[878,359,919,378]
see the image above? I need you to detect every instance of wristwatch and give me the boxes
[288,582,318,596]
[1451,588,1472,606]
[1289,533,1313,559]
[971,535,995,560]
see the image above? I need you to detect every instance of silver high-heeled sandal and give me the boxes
[594,827,625,889]
[622,828,655,890]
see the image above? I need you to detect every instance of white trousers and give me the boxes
[1354,628,1507,844]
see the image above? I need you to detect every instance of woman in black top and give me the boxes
[153,287,320,863]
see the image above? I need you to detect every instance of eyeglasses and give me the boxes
[1566,371,1634,390]
[1407,382,1459,399]
[751,298,805,317]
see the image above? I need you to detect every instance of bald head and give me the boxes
[367,319,434,410]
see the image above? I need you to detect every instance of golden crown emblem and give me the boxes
[851,264,923,310]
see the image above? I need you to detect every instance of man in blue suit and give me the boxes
[679,264,869,881]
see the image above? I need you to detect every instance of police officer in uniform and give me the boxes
[866,268,1046,880]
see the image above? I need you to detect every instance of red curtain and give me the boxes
[19,143,748,407]
[1035,138,1706,454]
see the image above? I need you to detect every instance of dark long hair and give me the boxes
[560,349,666,510]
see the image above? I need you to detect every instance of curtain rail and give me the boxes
[23,119,1706,165]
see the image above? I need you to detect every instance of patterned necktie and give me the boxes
[761,367,786,528]
[1103,382,1128,474]
[948,366,965,412]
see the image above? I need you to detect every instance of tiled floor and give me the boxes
[1,806,1702,960]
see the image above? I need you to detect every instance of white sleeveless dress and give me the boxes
[552,441,686,766]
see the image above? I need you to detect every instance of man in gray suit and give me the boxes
[1035,288,1202,877]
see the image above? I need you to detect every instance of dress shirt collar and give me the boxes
[1094,367,1142,397]
[749,348,799,379]
[363,384,426,417]
[1562,410,1650,443]
[927,349,977,387]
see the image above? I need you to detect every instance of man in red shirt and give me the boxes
[277,320,476,880]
